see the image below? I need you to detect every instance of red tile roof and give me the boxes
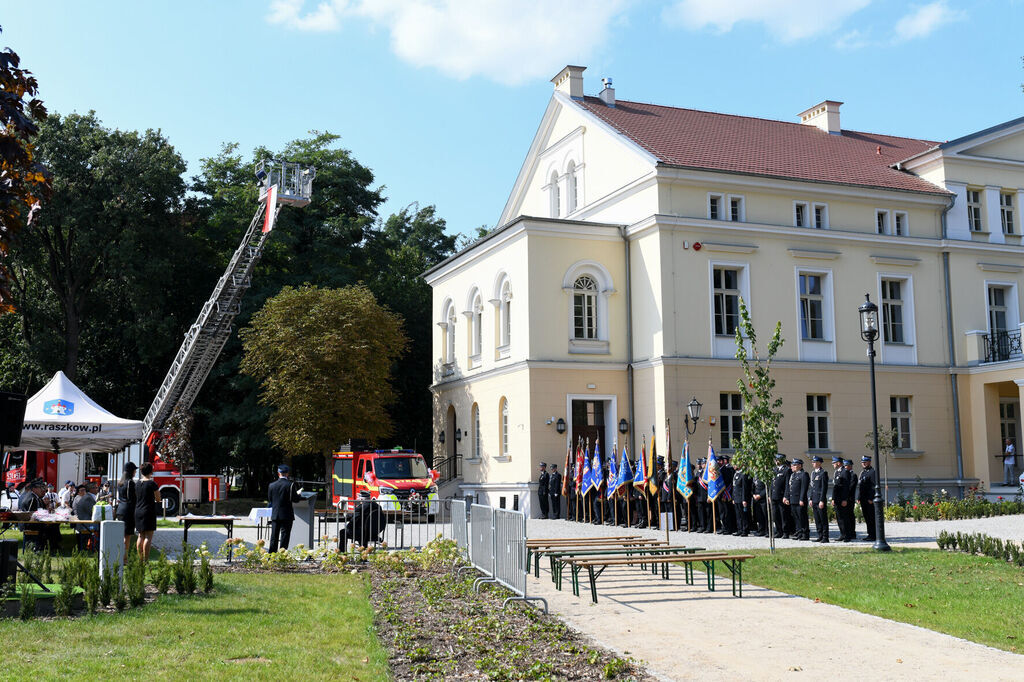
[575,97,947,195]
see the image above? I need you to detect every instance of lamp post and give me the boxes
[684,397,702,436]
[858,294,891,552]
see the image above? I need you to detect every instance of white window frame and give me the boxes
[967,189,984,232]
[566,160,578,214]
[463,289,483,367]
[708,261,751,359]
[889,396,913,450]
[893,211,908,236]
[499,397,510,460]
[798,272,826,341]
[708,193,723,220]
[794,201,809,228]
[563,260,613,354]
[571,275,599,340]
[549,170,561,218]
[806,394,830,451]
[719,392,743,451]
[470,403,482,461]
[491,272,512,360]
[794,267,836,362]
[984,280,1020,336]
[876,209,890,235]
[728,195,745,222]
[813,203,829,229]
[1000,192,1015,235]
[876,273,917,365]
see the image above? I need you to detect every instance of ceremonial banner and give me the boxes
[615,444,633,495]
[676,440,694,499]
[702,442,724,502]
[633,437,647,490]
[608,442,618,495]
[589,438,602,494]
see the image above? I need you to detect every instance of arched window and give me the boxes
[566,161,578,213]
[500,397,509,458]
[472,403,481,459]
[446,302,457,363]
[550,170,560,218]
[471,293,483,357]
[500,280,512,348]
[572,275,598,339]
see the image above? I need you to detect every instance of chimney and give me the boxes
[551,65,586,100]
[798,100,843,135]
[599,77,615,107]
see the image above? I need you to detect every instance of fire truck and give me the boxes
[330,448,440,517]
[3,160,315,515]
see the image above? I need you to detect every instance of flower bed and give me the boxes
[937,531,1024,568]
[884,487,1024,522]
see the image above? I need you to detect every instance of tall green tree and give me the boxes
[731,296,785,552]
[239,284,408,467]
[0,25,50,313]
[5,112,211,416]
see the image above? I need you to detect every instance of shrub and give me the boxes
[54,568,76,617]
[83,567,100,614]
[198,550,214,594]
[114,580,127,612]
[939,531,1023,570]
[99,564,115,607]
[150,551,172,594]
[125,551,146,607]
[18,583,36,620]
[173,543,197,595]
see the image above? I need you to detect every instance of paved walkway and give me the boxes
[525,516,1024,680]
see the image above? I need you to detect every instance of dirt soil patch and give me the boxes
[369,560,654,681]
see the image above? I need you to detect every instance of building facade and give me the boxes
[425,66,1024,513]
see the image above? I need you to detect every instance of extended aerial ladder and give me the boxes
[142,160,315,459]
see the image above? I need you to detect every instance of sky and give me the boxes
[4,1,1023,238]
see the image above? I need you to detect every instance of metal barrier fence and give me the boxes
[450,499,468,554]
[468,503,547,612]
[321,498,460,551]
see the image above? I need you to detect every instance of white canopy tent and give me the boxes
[8,371,144,453]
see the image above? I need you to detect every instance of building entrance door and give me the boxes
[571,400,607,462]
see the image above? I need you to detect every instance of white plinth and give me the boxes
[99,520,125,580]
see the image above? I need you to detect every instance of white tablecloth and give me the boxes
[248,507,272,522]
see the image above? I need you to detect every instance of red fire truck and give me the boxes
[330,448,440,516]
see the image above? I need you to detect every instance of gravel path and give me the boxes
[524,514,1024,680]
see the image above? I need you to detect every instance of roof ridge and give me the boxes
[580,95,939,146]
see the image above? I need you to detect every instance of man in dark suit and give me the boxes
[830,456,849,541]
[268,464,303,553]
[784,458,810,540]
[717,455,736,534]
[770,453,792,538]
[548,464,562,520]
[844,459,858,540]
[809,455,829,542]
[537,462,550,519]
[859,455,879,542]
[732,463,752,536]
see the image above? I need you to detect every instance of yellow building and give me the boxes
[424,66,1024,514]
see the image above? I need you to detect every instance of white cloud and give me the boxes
[662,0,871,42]
[834,29,872,50]
[894,1,964,40]
[267,0,349,32]
[265,0,627,86]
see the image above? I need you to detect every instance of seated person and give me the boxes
[17,478,52,551]
[341,491,387,551]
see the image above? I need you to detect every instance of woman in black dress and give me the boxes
[116,462,138,554]
[134,462,162,562]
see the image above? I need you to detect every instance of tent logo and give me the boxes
[43,399,74,416]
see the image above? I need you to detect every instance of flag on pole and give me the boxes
[608,441,618,496]
[663,420,674,493]
[561,439,572,496]
[575,438,585,491]
[676,440,694,498]
[589,438,603,494]
[633,436,647,490]
[702,441,724,502]
[615,444,633,496]
[581,439,593,494]
[647,429,659,495]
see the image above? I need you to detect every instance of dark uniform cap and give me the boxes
[843,459,854,466]
[698,458,706,464]
[811,455,823,463]
[790,458,803,466]
[278,464,290,473]
[831,456,842,463]
[538,462,547,467]
[550,464,557,470]
[774,453,786,460]
[861,456,872,462]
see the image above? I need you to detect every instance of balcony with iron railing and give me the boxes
[966,326,1024,365]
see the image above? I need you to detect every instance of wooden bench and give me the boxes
[526,537,664,574]
[564,551,755,603]
[544,544,704,588]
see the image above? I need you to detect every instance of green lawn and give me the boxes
[0,572,390,680]
[743,547,1023,652]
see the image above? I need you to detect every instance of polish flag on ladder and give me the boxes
[262,185,278,233]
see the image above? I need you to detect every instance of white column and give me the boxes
[1016,189,1024,236]
[985,185,1004,244]
[945,182,971,240]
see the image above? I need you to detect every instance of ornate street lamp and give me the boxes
[684,396,702,436]
[859,294,891,552]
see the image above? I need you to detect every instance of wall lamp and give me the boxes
[618,418,629,434]
[556,418,567,434]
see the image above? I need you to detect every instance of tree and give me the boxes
[731,297,785,552]
[865,424,898,501]
[239,284,408,467]
[0,26,50,313]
